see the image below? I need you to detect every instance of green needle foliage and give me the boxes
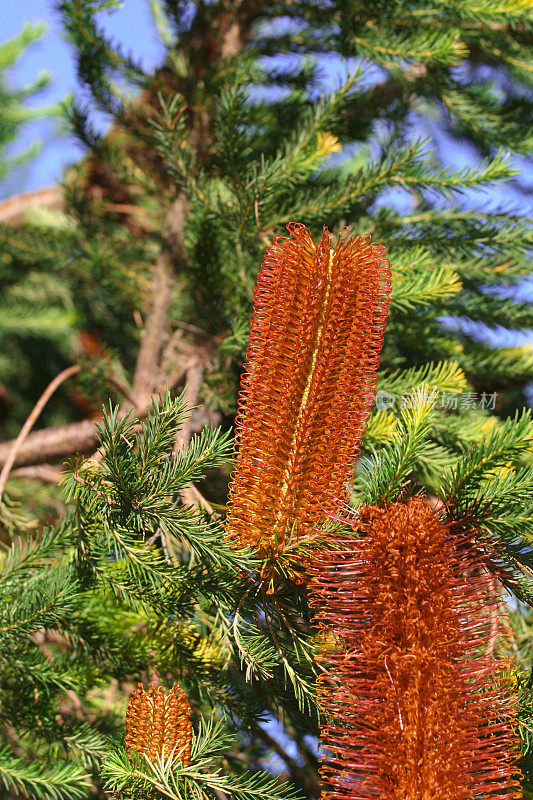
[0,0,532,796]
[1,395,319,797]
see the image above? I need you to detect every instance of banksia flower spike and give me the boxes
[125,682,192,766]
[226,223,391,565]
[309,497,521,800]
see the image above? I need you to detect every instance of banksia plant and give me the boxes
[125,682,192,766]
[225,223,391,569]
[309,496,521,799]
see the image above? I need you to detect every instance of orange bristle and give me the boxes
[125,682,192,766]
[309,497,522,800]
[226,222,391,563]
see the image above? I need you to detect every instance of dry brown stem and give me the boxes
[0,364,81,502]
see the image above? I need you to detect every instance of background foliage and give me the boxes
[0,1,532,797]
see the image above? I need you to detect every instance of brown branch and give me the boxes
[0,419,101,470]
[173,362,211,513]
[0,400,220,471]
[184,483,216,516]
[0,186,62,226]
[11,465,63,484]
[173,362,205,454]
[0,365,81,502]
[132,193,189,406]
[160,362,189,397]
[0,189,192,472]
[157,330,197,393]
[70,469,120,506]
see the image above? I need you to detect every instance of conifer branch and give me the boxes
[0,749,88,800]
[358,387,438,504]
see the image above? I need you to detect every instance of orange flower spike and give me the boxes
[226,223,391,558]
[125,682,192,766]
[309,497,522,800]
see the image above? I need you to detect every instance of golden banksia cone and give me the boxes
[125,682,192,766]
[226,223,391,562]
[309,497,521,800]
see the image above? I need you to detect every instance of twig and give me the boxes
[181,483,216,516]
[173,362,205,454]
[172,362,211,515]
[0,365,81,503]
[132,250,174,403]
[108,372,136,405]
[158,329,184,378]
[0,419,109,470]
[162,362,189,395]
[70,469,120,506]
[157,330,195,394]
[172,320,206,336]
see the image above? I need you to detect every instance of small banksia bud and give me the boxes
[125,682,192,766]
[309,497,521,800]
[226,223,391,564]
